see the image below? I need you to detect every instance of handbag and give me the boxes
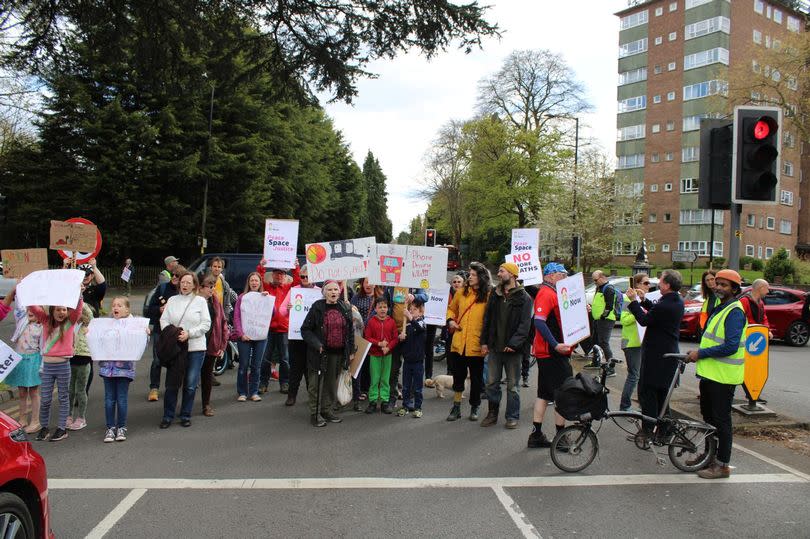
[336,369,353,406]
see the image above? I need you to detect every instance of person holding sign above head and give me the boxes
[300,281,355,427]
[446,262,492,422]
[527,263,572,449]
[256,258,301,395]
[159,271,211,429]
[231,272,271,402]
[626,270,685,443]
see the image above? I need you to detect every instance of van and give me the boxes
[187,253,264,294]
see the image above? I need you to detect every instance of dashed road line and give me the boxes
[492,486,542,539]
[85,488,147,539]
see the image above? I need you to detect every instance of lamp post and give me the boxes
[200,80,214,255]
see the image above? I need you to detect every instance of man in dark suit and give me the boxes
[626,269,685,437]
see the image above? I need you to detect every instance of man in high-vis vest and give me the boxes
[590,270,621,375]
[686,269,747,480]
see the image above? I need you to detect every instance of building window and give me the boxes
[682,113,719,131]
[680,209,723,225]
[765,247,774,259]
[753,29,762,44]
[664,213,672,222]
[745,245,755,257]
[655,36,663,45]
[754,0,764,14]
[752,59,760,73]
[667,91,676,101]
[653,94,662,104]
[656,6,664,16]
[746,214,756,227]
[685,16,731,40]
[669,2,677,12]
[613,242,641,256]
[686,0,712,8]
[684,48,729,70]
[666,121,675,131]
[668,62,677,71]
[774,10,783,24]
[662,243,670,253]
[787,16,801,32]
[681,147,699,163]
[620,38,648,58]
[654,64,662,75]
[619,67,647,86]
[680,177,699,193]
[664,183,673,192]
[621,10,649,30]
[683,80,728,101]
[759,216,765,228]
[787,76,798,91]
[650,184,659,192]
[677,241,709,256]
[780,190,794,206]
[766,5,772,18]
[780,219,792,234]
[618,124,646,141]
[649,213,657,223]
[784,131,795,148]
[649,243,656,253]
[669,32,677,41]
[617,154,645,169]
[758,245,763,258]
[766,216,775,230]
[618,95,647,113]
[765,35,772,49]
[652,123,661,133]
[665,153,674,162]
[783,161,793,176]
[651,152,660,163]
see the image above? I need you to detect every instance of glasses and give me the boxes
[301,275,309,279]
[641,281,650,286]
[172,274,180,278]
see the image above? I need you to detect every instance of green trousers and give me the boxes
[368,354,392,404]
[69,363,91,419]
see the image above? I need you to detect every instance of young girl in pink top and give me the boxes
[29,297,84,442]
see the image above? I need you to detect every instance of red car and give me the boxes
[0,411,54,538]
[680,286,810,347]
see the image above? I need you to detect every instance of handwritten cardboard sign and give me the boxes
[350,335,372,379]
[15,269,84,308]
[0,248,48,279]
[368,244,448,289]
[87,317,150,362]
[0,340,23,384]
[305,237,374,282]
[240,292,276,341]
[263,219,299,269]
[50,220,98,252]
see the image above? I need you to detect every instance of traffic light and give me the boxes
[0,194,7,225]
[425,228,436,247]
[732,106,781,204]
[698,119,732,210]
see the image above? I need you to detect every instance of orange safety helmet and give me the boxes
[715,269,742,286]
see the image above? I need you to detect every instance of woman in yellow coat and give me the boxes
[446,261,492,421]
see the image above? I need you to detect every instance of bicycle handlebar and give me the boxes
[662,353,689,373]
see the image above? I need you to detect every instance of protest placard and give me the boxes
[556,273,590,346]
[87,317,150,362]
[263,219,299,269]
[636,289,662,343]
[305,237,374,282]
[424,287,450,326]
[350,335,372,379]
[0,340,23,384]
[368,244,448,290]
[14,269,84,308]
[287,287,323,340]
[0,248,48,279]
[120,267,132,282]
[240,292,275,341]
[505,251,542,286]
[511,228,539,254]
[50,220,98,252]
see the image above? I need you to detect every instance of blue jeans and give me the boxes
[149,332,162,389]
[237,339,267,397]
[486,352,521,420]
[163,351,205,422]
[260,332,289,386]
[401,360,424,410]
[620,347,642,411]
[103,377,131,428]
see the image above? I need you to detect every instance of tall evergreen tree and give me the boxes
[361,151,393,243]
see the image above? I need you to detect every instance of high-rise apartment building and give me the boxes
[614,0,808,266]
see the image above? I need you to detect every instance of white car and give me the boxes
[585,276,660,305]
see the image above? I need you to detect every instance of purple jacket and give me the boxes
[98,360,136,380]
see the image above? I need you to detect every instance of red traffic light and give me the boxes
[427,231,434,237]
[751,116,777,141]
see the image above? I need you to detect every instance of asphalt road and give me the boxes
[1,293,809,538]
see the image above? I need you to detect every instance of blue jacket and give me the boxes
[402,316,426,362]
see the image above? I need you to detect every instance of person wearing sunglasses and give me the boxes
[145,267,184,402]
[618,273,651,411]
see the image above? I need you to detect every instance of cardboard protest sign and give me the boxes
[87,317,150,362]
[15,269,84,308]
[287,287,323,340]
[240,292,275,341]
[636,289,662,343]
[305,237,374,282]
[424,287,450,327]
[0,340,23,384]
[263,219,299,269]
[368,244,448,289]
[50,220,98,252]
[350,335,372,379]
[511,228,539,254]
[0,248,48,279]
[556,273,590,346]
[506,251,542,286]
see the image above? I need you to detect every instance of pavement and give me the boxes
[1,292,809,537]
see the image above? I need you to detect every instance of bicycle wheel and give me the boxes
[551,425,599,473]
[668,422,718,472]
[213,345,232,376]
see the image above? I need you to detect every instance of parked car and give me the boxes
[680,286,809,346]
[0,411,54,539]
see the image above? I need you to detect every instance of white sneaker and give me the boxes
[115,427,127,442]
[103,428,116,443]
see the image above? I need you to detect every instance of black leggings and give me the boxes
[452,355,484,407]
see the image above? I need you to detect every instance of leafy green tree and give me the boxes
[361,151,393,243]
[764,247,797,283]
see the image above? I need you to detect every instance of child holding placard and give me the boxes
[67,303,94,431]
[98,297,140,442]
[6,295,44,434]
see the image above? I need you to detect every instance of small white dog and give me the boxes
[430,374,470,399]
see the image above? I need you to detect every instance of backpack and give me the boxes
[324,307,347,349]
[606,283,623,319]
[554,373,608,422]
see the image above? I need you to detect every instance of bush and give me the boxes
[739,256,755,268]
[764,248,796,283]
[710,257,726,268]
[794,259,810,285]
[751,259,764,272]
[672,261,686,270]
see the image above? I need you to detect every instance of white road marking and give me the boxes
[733,443,810,481]
[492,486,542,539]
[49,473,806,490]
[85,488,147,539]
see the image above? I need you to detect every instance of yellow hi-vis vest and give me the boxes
[696,299,747,385]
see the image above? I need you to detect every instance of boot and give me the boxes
[446,403,461,421]
[480,407,498,427]
[469,405,480,421]
[697,462,730,479]
[365,402,378,414]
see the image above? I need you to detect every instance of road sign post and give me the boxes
[733,324,774,416]
[671,250,698,284]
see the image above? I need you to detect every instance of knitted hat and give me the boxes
[500,262,520,278]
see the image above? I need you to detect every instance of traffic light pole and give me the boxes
[728,203,741,271]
